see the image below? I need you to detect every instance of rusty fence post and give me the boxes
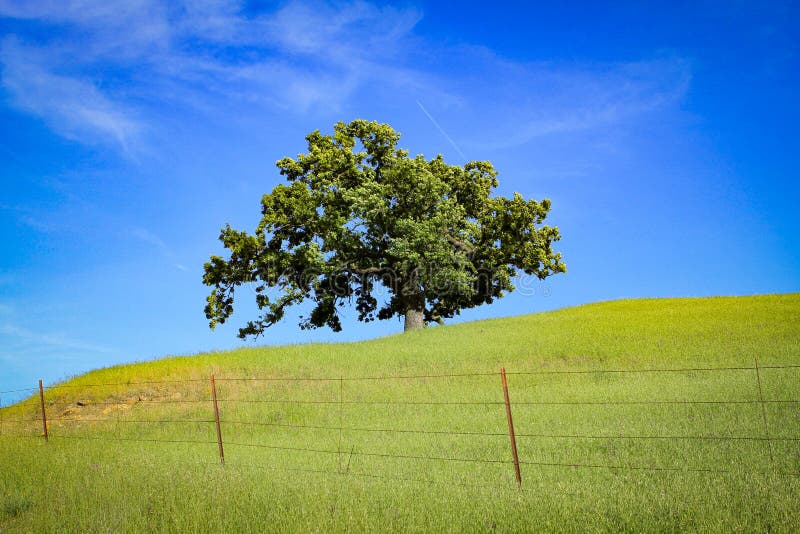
[38,379,48,442]
[501,368,521,487]
[210,374,224,466]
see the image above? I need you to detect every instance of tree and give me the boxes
[203,120,566,337]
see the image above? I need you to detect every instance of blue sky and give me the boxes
[1,1,798,397]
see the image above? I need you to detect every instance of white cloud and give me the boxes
[0,37,142,150]
[258,0,422,58]
[446,52,693,151]
[0,0,172,58]
[0,0,430,139]
[170,0,429,111]
[0,0,691,152]
[0,323,114,354]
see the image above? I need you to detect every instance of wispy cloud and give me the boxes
[439,52,693,151]
[0,0,172,58]
[0,0,691,155]
[0,323,114,354]
[130,227,187,271]
[0,37,142,150]
[0,0,431,139]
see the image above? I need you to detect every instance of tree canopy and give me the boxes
[203,120,565,337]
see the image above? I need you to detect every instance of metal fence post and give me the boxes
[210,374,224,465]
[38,379,48,442]
[501,368,521,487]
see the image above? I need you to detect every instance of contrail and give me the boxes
[416,100,468,160]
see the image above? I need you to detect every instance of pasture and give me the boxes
[1,294,799,532]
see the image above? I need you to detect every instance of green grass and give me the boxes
[1,294,799,532]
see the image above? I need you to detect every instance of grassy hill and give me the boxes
[1,294,799,532]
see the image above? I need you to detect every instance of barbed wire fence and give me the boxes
[1,362,799,491]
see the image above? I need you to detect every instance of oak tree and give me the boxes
[203,120,565,336]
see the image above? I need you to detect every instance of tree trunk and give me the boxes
[402,269,425,332]
[404,305,424,332]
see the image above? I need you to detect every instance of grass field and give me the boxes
[1,294,799,532]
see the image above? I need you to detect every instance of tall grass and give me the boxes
[1,294,799,531]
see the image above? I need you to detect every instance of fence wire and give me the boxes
[2,362,800,488]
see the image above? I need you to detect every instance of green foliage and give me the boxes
[203,120,565,337]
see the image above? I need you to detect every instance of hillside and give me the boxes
[1,294,799,532]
